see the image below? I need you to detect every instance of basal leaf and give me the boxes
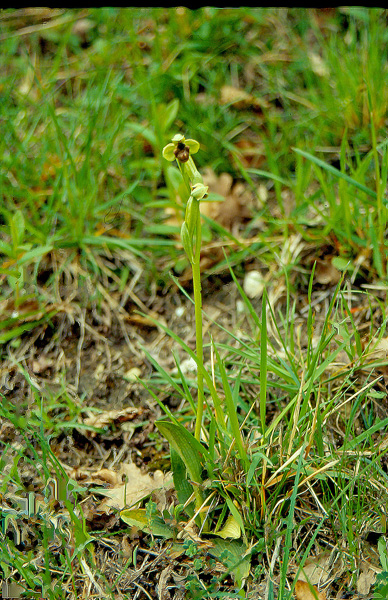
[155,420,207,485]
[209,538,250,590]
[120,508,176,539]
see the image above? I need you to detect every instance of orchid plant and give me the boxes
[162,134,209,441]
[154,135,249,526]
[121,134,250,571]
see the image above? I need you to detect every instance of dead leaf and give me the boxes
[91,463,174,513]
[201,167,252,231]
[83,407,141,437]
[294,580,326,600]
[0,582,24,600]
[157,565,172,600]
[72,18,95,41]
[309,52,329,77]
[31,355,54,374]
[1,297,59,323]
[315,257,341,285]
[123,367,142,382]
[235,138,265,169]
[299,551,333,586]
[360,335,388,379]
[363,336,388,361]
[125,312,159,327]
[92,468,119,487]
[121,534,135,558]
[220,85,269,111]
[356,562,377,595]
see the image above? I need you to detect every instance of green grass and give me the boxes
[1,7,388,599]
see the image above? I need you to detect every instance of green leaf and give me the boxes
[125,122,158,147]
[0,240,13,256]
[16,244,53,266]
[0,267,22,278]
[181,221,194,263]
[247,452,273,486]
[165,164,184,190]
[0,311,58,344]
[208,538,251,590]
[378,536,388,571]
[11,211,25,247]
[224,496,245,538]
[157,98,180,133]
[331,256,353,271]
[155,420,207,486]
[120,508,176,538]
[374,571,388,600]
[185,196,199,238]
[212,511,241,540]
[212,343,248,466]
[247,168,290,187]
[156,420,210,519]
[170,447,194,516]
[260,287,268,437]
[144,224,180,236]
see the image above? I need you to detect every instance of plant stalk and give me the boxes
[193,208,205,441]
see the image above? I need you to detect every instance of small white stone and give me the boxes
[179,357,197,374]
[124,367,142,382]
[257,184,268,204]
[236,300,245,314]
[243,271,265,299]
[175,306,185,318]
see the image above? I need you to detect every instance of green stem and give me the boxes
[192,209,204,441]
[177,161,191,196]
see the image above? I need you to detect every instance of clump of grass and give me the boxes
[120,133,388,598]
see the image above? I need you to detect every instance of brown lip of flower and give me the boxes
[174,143,190,162]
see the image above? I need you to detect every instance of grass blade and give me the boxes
[292,147,377,200]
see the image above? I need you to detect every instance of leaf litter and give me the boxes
[90,462,174,512]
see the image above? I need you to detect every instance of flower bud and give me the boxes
[191,182,209,200]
